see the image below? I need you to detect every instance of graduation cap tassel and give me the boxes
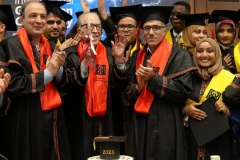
[136,21,141,50]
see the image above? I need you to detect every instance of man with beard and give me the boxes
[165,1,191,47]
[42,1,72,46]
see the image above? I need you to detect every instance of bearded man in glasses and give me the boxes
[59,11,129,160]
[124,6,196,160]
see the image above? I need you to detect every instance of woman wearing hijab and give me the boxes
[183,38,234,160]
[209,10,240,160]
[177,13,210,55]
[209,10,239,74]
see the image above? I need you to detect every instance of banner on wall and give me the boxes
[3,0,189,39]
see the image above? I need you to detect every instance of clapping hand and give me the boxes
[0,68,11,94]
[46,45,66,77]
[136,60,154,81]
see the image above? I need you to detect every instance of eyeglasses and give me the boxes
[80,23,102,31]
[170,12,184,17]
[117,24,136,31]
[143,25,165,33]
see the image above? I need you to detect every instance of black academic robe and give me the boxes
[185,73,234,160]
[0,94,10,117]
[220,44,240,160]
[59,43,127,160]
[223,78,240,107]
[223,78,240,160]
[220,45,237,74]
[0,36,71,160]
[125,44,195,160]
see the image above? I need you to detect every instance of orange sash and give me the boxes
[134,38,172,114]
[17,27,61,111]
[77,41,109,117]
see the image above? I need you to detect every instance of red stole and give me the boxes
[134,38,172,114]
[77,41,109,117]
[17,27,61,111]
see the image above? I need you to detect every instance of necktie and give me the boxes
[177,35,182,46]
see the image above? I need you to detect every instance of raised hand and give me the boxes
[122,0,128,6]
[111,34,127,62]
[80,0,90,13]
[0,68,11,94]
[98,0,108,20]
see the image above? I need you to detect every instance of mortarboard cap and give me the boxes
[75,8,99,19]
[60,9,73,22]
[188,98,230,146]
[0,5,17,31]
[208,10,239,24]
[109,4,142,24]
[40,0,72,22]
[93,136,127,159]
[139,6,173,28]
[236,9,240,24]
[177,13,211,27]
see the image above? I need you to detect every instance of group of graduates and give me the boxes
[0,0,240,160]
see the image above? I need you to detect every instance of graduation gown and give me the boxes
[220,45,237,74]
[223,78,240,160]
[0,36,71,160]
[125,44,195,160]
[0,94,10,117]
[185,73,234,160]
[60,43,127,160]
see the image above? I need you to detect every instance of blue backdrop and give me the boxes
[3,0,189,39]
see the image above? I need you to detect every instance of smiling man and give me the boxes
[0,1,71,160]
[42,1,72,46]
[125,6,196,160]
